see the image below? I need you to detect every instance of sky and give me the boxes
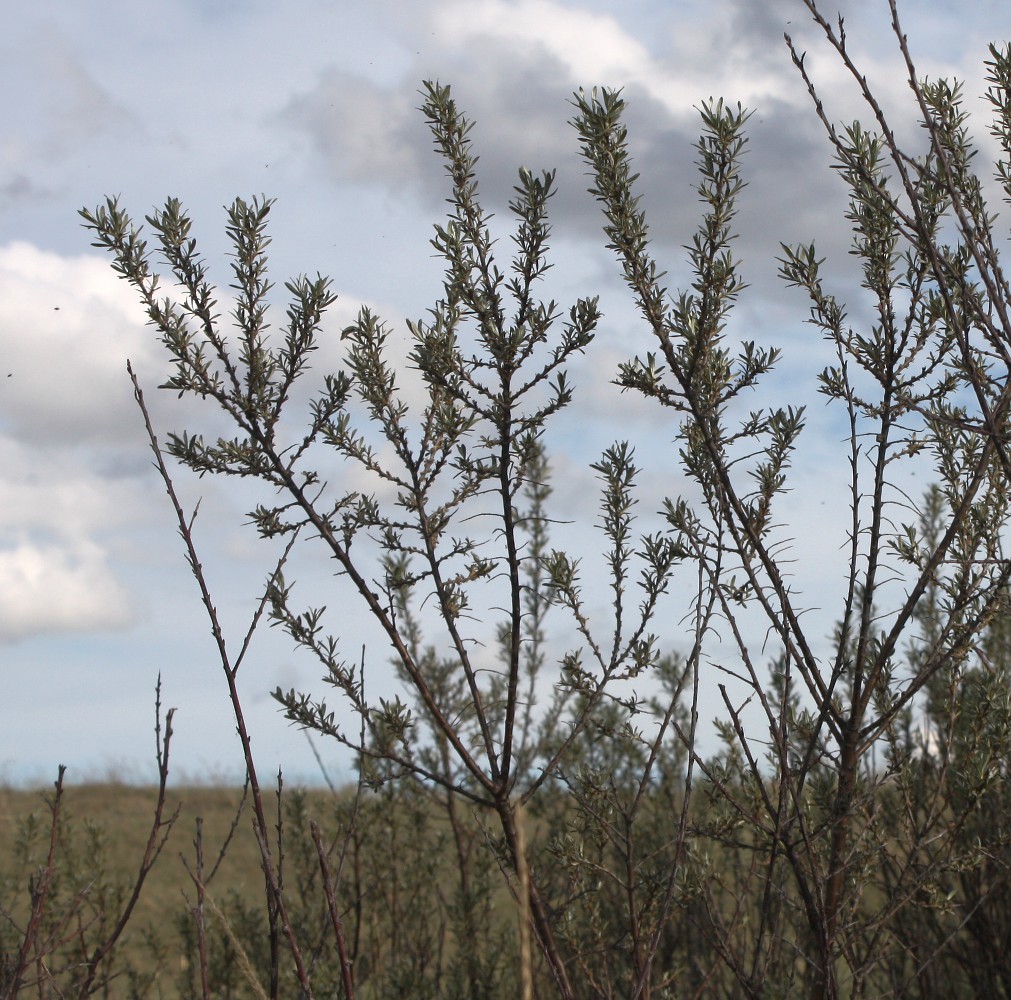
[1,0,1007,787]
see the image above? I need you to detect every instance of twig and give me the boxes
[310,821,355,1000]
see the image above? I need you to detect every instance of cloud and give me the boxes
[0,241,160,447]
[276,0,929,307]
[432,0,658,89]
[0,432,141,642]
[279,1,680,204]
[0,241,184,641]
[0,538,133,641]
[40,41,135,146]
[277,0,990,281]
[1,23,137,191]
[0,172,48,214]
[284,72,423,188]
[0,234,470,642]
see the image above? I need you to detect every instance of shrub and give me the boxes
[37,1,1011,996]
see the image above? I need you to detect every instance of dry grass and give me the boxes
[0,780,344,996]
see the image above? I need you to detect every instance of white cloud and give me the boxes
[0,241,158,446]
[433,0,656,86]
[0,430,142,641]
[0,538,133,641]
[0,236,453,643]
[0,242,173,641]
[430,0,798,115]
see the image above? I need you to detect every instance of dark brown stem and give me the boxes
[76,681,180,998]
[5,766,65,1000]
[311,821,355,1000]
[130,364,315,998]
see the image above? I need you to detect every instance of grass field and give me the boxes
[1,781,289,917]
[0,780,352,998]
